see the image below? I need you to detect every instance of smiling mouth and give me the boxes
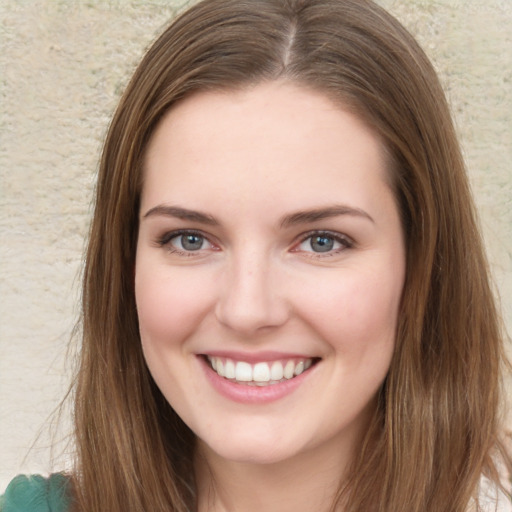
[204,356,319,386]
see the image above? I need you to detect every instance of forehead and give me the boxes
[142,81,392,217]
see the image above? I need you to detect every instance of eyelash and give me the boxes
[156,229,215,256]
[294,230,354,257]
[155,229,354,258]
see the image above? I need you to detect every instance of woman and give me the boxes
[2,0,510,511]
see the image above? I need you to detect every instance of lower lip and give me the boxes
[199,357,316,404]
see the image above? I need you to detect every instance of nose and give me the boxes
[214,251,289,336]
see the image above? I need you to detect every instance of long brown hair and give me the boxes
[73,0,510,510]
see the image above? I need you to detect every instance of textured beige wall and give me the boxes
[1,0,511,490]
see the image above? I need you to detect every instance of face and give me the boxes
[135,82,405,467]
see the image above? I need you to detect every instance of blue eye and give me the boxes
[309,235,335,252]
[297,232,351,254]
[160,231,213,253]
[176,234,206,251]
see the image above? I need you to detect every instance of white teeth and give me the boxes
[235,361,252,382]
[225,359,236,379]
[253,362,270,382]
[216,359,225,377]
[283,360,295,379]
[294,361,304,376]
[207,356,315,385]
[270,361,284,381]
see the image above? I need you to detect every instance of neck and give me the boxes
[194,436,354,512]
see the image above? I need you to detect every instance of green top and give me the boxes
[0,474,71,512]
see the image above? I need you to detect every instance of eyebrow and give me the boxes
[142,203,374,227]
[279,205,374,228]
[142,205,219,225]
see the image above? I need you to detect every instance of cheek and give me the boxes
[134,265,214,346]
[134,265,214,415]
[296,266,403,353]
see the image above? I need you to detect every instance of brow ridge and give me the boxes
[142,205,219,225]
[142,204,373,227]
[279,205,374,228]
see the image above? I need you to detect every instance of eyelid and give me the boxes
[156,229,219,254]
[292,230,354,255]
[154,228,353,257]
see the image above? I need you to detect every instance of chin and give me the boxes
[198,430,306,466]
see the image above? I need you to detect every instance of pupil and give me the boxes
[311,236,334,253]
[182,234,203,251]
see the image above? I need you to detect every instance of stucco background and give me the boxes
[0,0,511,490]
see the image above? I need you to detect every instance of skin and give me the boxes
[135,81,406,512]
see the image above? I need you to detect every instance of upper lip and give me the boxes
[198,350,319,364]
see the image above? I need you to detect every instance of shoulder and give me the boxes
[0,474,71,512]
